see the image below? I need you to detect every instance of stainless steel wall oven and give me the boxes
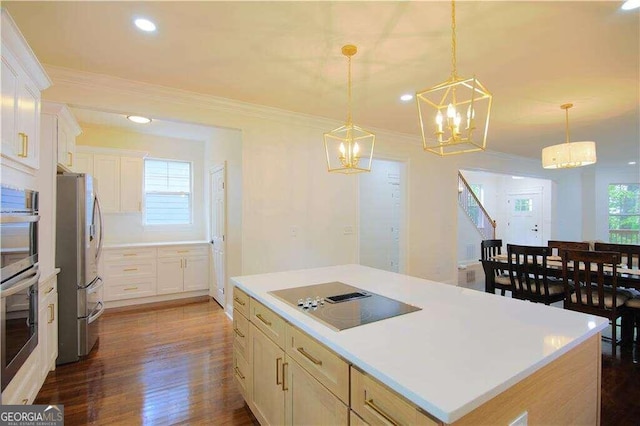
[1,185,40,391]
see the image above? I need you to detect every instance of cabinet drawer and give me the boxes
[104,247,156,262]
[233,348,250,400]
[105,278,156,301]
[233,287,249,318]
[351,367,439,426]
[233,310,249,360]
[105,259,156,278]
[250,299,286,349]
[39,279,57,304]
[286,324,349,404]
[157,245,208,258]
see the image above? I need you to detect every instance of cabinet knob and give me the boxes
[67,151,73,167]
[18,132,28,158]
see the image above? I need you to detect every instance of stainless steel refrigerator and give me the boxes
[56,173,105,364]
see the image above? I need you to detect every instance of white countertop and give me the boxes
[104,240,209,249]
[231,264,607,423]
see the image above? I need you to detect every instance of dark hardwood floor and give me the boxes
[35,298,639,425]
[35,298,256,425]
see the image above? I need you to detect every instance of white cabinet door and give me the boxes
[16,78,40,170]
[1,53,19,161]
[73,152,93,175]
[156,257,184,295]
[93,154,120,212]
[183,255,209,291]
[120,157,143,213]
[56,119,68,168]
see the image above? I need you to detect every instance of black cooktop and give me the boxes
[269,282,421,331]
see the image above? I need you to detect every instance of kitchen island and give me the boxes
[231,264,607,425]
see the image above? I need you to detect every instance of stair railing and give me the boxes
[458,171,496,240]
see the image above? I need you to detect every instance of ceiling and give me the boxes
[5,1,639,166]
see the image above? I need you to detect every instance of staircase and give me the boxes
[458,171,496,240]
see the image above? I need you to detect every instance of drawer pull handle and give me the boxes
[177,250,189,253]
[18,133,28,157]
[124,287,139,291]
[22,398,28,404]
[124,268,138,272]
[233,297,246,306]
[365,398,400,426]
[276,357,282,385]
[45,286,54,294]
[48,303,55,323]
[123,253,137,257]
[234,366,245,380]
[256,313,272,326]
[233,328,245,338]
[282,361,288,391]
[297,347,322,366]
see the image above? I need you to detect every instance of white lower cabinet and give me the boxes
[103,244,209,303]
[38,280,58,380]
[157,245,209,295]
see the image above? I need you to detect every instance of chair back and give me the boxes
[562,249,621,315]
[548,240,590,257]
[507,244,553,302]
[481,239,503,261]
[594,242,640,269]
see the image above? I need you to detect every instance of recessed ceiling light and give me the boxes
[400,94,413,102]
[622,0,640,11]
[629,161,637,165]
[134,18,156,32]
[127,115,152,124]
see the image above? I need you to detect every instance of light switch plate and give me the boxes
[509,411,528,426]
[343,226,354,235]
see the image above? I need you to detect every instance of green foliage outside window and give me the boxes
[608,183,640,244]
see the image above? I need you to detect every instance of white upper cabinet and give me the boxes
[41,102,82,172]
[1,10,51,173]
[93,154,121,213]
[120,157,143,213]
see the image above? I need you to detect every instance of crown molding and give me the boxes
[44,65,424,144]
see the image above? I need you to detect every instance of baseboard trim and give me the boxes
[104,292,210,313]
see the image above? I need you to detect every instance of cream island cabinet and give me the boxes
[231,265,608,425]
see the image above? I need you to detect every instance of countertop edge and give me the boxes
[232,276,607,423]
[104,240,209,249]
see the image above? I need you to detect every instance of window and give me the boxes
[608,183,640,244]
[514,198,533,212]
[144,159,192,225]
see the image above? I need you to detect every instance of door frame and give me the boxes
[356,155,410,274]
[506,188,544,246]
[209,162,227,308]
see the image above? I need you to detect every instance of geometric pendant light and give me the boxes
[324,45,375,174]
[541,103,596,169]
[416,0,492,156]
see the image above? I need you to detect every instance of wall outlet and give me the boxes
[343,226,354,235]
[290,226,298,237]
[509,411,528,426]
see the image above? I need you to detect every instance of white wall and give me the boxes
[76,124,207,244]
[41,67,602,288]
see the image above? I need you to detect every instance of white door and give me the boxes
[209,163,226,307]
[505,191,543,246]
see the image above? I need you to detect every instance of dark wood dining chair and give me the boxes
[626,297,640,345]
[480,239,511,295]
[594,242,640,270]
[548,240,590,257]
[507,244,565,305]
[561,249,631,356]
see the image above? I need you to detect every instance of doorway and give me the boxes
[358,158,406,273]
[505,190,544,246]
[209,163,226,307]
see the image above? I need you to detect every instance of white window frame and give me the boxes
[143,158,194,227]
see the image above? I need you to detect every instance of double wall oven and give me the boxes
[1,186,40,391]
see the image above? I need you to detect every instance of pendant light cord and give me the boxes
[347,54,352,125]
[565,106,571,144]
[451,0,457,80]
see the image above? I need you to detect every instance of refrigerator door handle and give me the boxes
[94,195,104,262]
[88,301,105,324]
[79,276,102,290]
